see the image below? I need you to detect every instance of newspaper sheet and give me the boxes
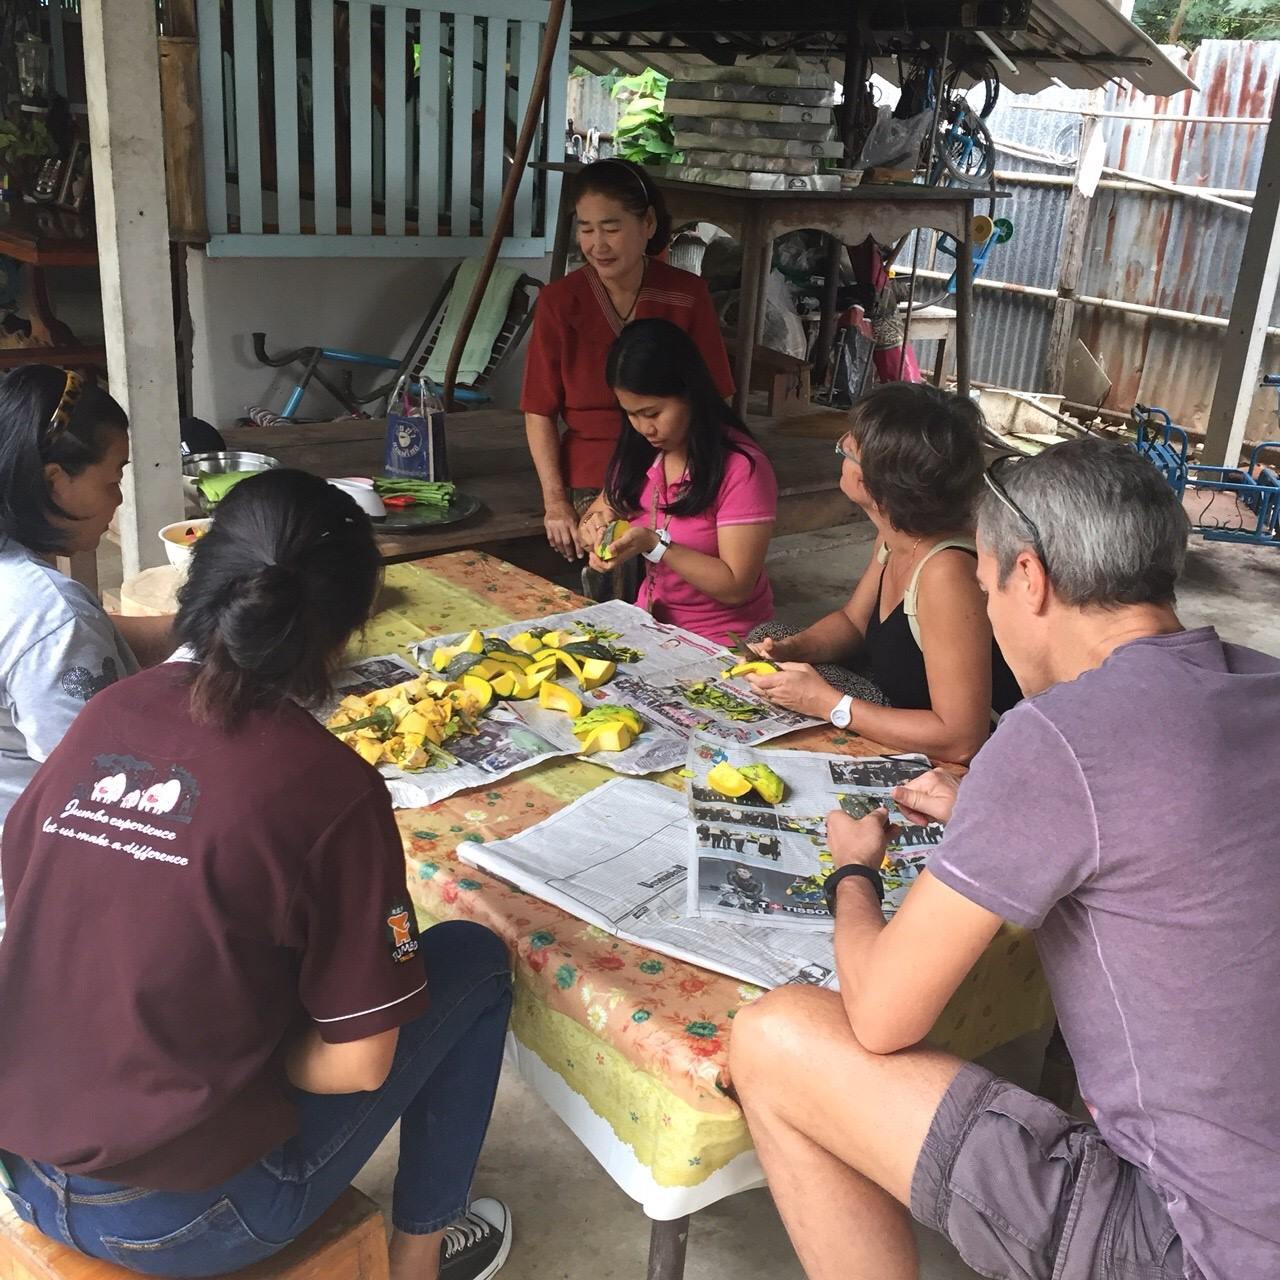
[413,601,818,777]
[686,739,944,933]
[460,778,845,990]
[325,654,569,808]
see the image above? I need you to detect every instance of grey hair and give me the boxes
[977,437,1189,607]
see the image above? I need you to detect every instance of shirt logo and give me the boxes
[386,903,420,964]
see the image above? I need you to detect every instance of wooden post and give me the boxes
[158,34,208,242]
[1044,107,1102,393]
[1204,89,1280,466]
[82,0,185,578]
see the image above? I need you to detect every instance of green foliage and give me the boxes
[1131,0,1280,45]
[0,116,54,165]
[609,67,680,166]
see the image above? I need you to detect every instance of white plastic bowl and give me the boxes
[328,477,386,518]
[158,518,213,569]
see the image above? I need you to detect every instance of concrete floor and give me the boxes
[350,523,1280,1279]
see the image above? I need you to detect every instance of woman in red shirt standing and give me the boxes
[521,158,734,594]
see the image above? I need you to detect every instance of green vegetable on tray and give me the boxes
[373,478,457,509]
[195,471,255,505]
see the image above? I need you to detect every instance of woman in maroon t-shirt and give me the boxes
[0,471,514,1280]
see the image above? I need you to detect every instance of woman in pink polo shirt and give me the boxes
[577,319,776,644]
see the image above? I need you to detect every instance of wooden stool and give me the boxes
[899,304,958,388]
[749,345,812,417]
[118,564,183,618]
[0,1186,388,1280]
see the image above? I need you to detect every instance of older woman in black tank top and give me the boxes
[747,384,1020,764]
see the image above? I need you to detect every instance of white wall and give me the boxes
[185,249,550,428]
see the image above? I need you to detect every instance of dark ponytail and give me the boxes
[175,469,381,730]
[571,158,672,256]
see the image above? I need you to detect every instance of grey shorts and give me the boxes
[911,1063,1203,1280]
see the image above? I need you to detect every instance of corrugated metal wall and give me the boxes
[969,40,1280,436]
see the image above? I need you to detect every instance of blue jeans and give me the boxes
[2,921,512,1277]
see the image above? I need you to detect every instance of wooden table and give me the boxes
[0,203,105,369]
[221,408,859,564]
[348,552,1053,1280]
[545,168,984,417]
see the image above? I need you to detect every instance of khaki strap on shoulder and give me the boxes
[903,537,977,650]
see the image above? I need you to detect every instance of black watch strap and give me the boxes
[824,863,885,915]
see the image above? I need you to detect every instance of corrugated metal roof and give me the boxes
[570,0,1195,99]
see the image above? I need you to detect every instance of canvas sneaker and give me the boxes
[438,1197,512,1280]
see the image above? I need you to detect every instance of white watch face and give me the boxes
[830,697,852,728]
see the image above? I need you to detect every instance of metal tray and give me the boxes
[654,165,841,192]
[664,98,834,126]
[681,149,823,176]
[373,491,483,533]
[669,114,836,142]
[669,81,837,107]
[676,132,843,159]
[668,66,834,89]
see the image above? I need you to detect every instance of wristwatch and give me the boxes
[643,529,672,564]
[829,694,854,728]
[823,863,885,916]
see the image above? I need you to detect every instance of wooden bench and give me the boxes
[0,1186,388,1280]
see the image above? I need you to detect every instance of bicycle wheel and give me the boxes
[938,107,994,184]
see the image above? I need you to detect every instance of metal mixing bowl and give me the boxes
[182,451,282,513]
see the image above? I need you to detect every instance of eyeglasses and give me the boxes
[46,370,85,443]
[983,453,1048,567]
[834,434,859,464]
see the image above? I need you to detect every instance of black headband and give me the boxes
[594,158,651,207]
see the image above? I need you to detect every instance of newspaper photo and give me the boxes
[686,739,943,932]
[460,778,844,990]
[413,601,818,777]
[325,654,568,808]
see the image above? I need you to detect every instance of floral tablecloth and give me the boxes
[354,552,1052,1217]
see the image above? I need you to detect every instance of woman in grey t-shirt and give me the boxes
[0,367,171,935]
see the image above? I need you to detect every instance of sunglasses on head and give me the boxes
[983,453,1048,567]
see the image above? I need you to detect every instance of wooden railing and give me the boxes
[193,0,567,257]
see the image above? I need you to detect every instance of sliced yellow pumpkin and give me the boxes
[720,660,779,678]
[577,722,634,754]
[740,763,785,805]
[507,632,542,655]
[398,709,430,739]
[460,629,485,654]
[707,762,752,798]
[489,671,518,699]
[507,672,545,699]
[597,518,631,560]
[577,656,617,691]
[539,680,583,717]
[461,674,494,709]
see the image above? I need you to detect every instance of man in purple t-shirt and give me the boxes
[730,438,1280,1280]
